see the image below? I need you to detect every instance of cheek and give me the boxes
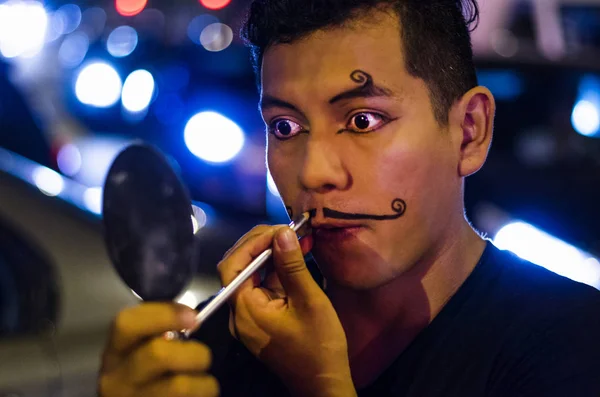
[267,144,298,201]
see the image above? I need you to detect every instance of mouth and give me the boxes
[310,220,365,242]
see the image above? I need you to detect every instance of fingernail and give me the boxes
[180,309,197,327]
[277,228,297,252]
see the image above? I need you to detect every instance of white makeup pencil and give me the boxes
[181,211,312,338]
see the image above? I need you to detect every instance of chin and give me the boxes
[312,245,396,290]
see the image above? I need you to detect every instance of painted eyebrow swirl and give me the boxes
[328,70,394,105]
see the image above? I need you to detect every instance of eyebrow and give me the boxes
[259,83,395,113]
[328,82,394,105]
[259,96,300,113]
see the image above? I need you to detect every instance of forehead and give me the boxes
[260,10,411,100]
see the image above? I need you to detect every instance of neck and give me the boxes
[326,221,487,388]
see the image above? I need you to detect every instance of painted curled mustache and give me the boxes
[307,198,407,221]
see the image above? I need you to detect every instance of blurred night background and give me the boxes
[0,0,599,396]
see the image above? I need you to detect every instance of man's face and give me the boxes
[261,10,464,289]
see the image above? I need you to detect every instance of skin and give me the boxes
[261,8,495,388]
[99,7,495,397]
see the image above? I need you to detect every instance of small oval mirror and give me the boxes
[102,143,196,302]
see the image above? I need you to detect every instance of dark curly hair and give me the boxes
[241,0,480,125]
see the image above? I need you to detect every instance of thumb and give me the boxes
[272,227,319,302]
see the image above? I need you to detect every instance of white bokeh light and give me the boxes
[177,290,199,309]
[200,23,233,52]
[107,25,138,58]
[83,187,103,215]
[184,111,245,164]
[571,100,600,137]
[75,62,122,108]
[494,221,600,289]
[32,166,64,197]
[121,69,155,112]
[0,1,48,58]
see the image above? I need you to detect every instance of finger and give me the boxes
[222,225,273,261]
[139,374,219,397]
[272,227,322,302]
[106,303,197,358]
[262,264,285,299]
[125,338,212,385]
[217,225,287,288]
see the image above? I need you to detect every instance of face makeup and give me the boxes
[182,211,312,337]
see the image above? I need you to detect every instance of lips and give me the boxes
[311,220,365,242]
[305,210,366,242]
[310,219,364,229]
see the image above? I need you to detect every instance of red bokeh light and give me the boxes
[200,0,231,10]
[116,0,148,17]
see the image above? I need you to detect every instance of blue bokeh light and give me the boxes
[572,75,600,138]
[184,111,245,164]
[107,25,138,58]
[57,143,82,176]
[58,31,89,68]
[56,4,82,35]
[477,70,523,101]
[187,14,219,45]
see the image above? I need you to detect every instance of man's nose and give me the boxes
[299,138,350,194]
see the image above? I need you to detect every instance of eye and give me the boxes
[346,112,389,133]
[268,119,305,140]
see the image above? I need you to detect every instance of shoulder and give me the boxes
[484,244,600,319]
[481,246,600,396]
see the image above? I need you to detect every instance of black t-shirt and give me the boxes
[193,242,600,396]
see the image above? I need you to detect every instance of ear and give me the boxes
[451,86,496,177]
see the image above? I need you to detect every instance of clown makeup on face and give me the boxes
[262,10,480,290]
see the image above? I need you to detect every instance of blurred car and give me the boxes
[0,147,228,397]
[0,147,139,397]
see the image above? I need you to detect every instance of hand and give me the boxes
[99,303,219,397]
[218,225,356,397]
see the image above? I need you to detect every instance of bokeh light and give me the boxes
[494,222,600,288]
[107,25,138,58]
[184,111,245,164]
[572,100,600,137]
[200,23,233,52]
[59,32,89,68]
[267,171,280,197]
[115,0,148,17]
[75,62,122,108]
[192,205,208,232]
[187,14,219,45]
[57,143,82,176]
[81,7,107,41]
[46,6,73,43]
[83,187,103,215]
[0,0,48,59]
[55,4,82,36]
[32,166,64,197]
[200,0,231,10]
[121,69,155,113]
